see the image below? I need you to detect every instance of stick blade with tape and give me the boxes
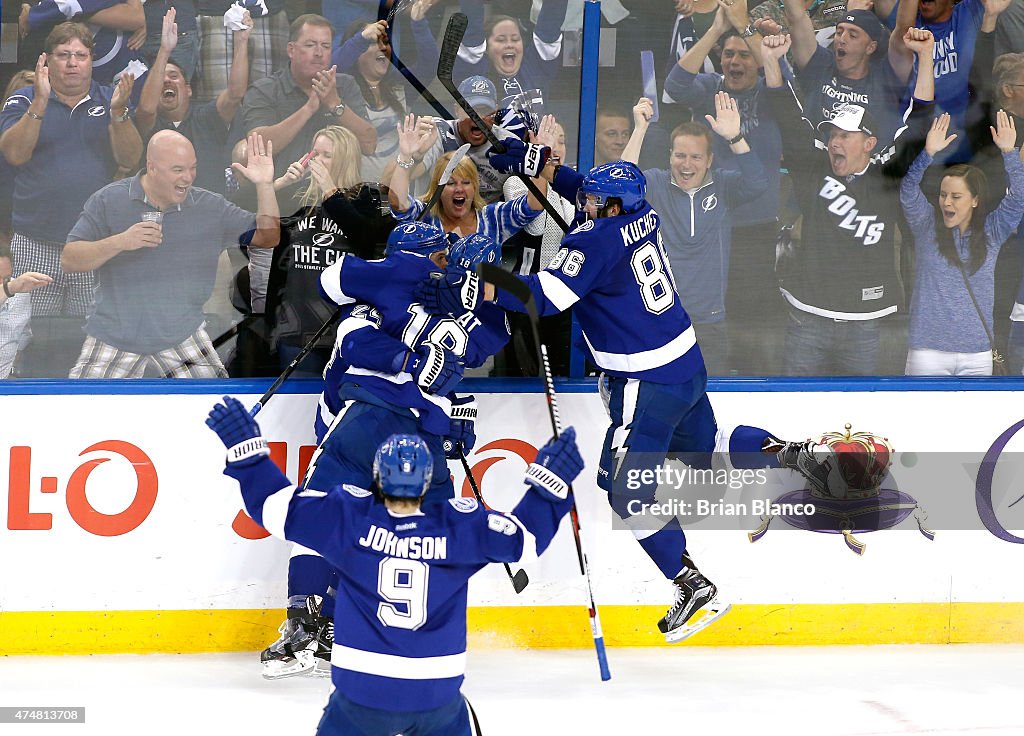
[437,12,468,87]
[640,50,660,124]
[511,568,530,594]
[441,143,471,186]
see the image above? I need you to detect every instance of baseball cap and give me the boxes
[817,104,877,137]
[457,75,497,112]
[838,10,885,44]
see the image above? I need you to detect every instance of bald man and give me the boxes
[61,130,280,378]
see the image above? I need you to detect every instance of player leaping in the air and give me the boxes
[415,153,844,642]
[259,225,511,678]
[206,396,583,735]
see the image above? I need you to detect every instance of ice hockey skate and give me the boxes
[775,439,847,498]
[658,568,731,643]
[260,597,322,680]
[311,617,334,677]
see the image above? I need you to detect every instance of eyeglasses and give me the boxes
[51,51,91,62]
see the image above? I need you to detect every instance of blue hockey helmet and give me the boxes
[373,434,434,498]
[447,233,500,275]
[576,161,647,215]
[385,222,449,257]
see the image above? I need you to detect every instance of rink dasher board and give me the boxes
[1,378,1023,652]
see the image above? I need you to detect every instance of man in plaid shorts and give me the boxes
[0,22,143,374]
[60,130,280,378]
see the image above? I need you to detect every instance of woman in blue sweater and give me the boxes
[901,111,1024,375]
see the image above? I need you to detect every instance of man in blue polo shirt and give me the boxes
[60,130,280,378]
[0,22,142,377]
[0,22,142,321]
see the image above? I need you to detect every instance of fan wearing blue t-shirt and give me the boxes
[888,0,1011,163]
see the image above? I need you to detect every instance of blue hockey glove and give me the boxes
[414,271,483,316]
[525,427,583,500]
[443,395,478,458]
[206,396,270,467]
[488,137,551,178]
[407,342,465,395]
[493,106,539,141]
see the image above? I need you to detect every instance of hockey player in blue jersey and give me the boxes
[206,396,583,736]
[415,158,843,642]
[260,226,510,678]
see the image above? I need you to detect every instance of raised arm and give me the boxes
[135,8,178,135]
[985,111,1024,245]
[387,113,423,215]
[904,27,936,103]
[231,133,281,248]
[217,11,253,125]
[888,0,921,84]
[781,0,818,70]
[0,54,50,167]
[719,0,766,66]
[622,97,654,165]
[108,73,143,170]
[680,6,731,74]
[900,114,954,230]
[84,0,145,32]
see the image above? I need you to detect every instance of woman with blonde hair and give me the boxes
[387,113,546,246]
[254,125,393,377]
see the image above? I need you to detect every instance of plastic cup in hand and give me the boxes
[141,211,163,225]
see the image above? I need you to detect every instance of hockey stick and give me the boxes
[458,449,530,593]
[417,142,470,221]
[376,0,453,120]
[477,263,611,682]
[249,310,341,417]
[437,13,572,235]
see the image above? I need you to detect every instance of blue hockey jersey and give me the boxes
[225,456,571,711]
[497,203,705,383]
[319,252,510,434]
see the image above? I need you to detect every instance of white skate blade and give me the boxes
[664,599,732,643]
[311,657,332,678]
[261,651,317,680]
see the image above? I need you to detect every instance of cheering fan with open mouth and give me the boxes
[332,10,443,189]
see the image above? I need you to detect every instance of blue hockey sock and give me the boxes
[287,553,335,602]
[320,569,339,619]
[636,517,689,579]
[729,425,779,469]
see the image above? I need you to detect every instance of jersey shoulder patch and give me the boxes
[341,483,373,498]
[449,497,479,513]
[570,219,595,235]
[349,303,383,327]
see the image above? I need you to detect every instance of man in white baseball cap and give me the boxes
[816,103,879,177]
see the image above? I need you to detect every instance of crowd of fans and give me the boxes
[0,0,1022,378]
